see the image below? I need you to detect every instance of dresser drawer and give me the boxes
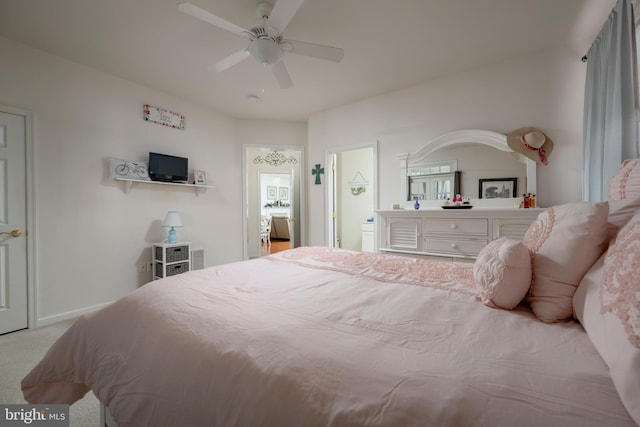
[424,238,488,257]
[424,218,488,236]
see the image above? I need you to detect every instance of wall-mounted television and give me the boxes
[148,152,189,183]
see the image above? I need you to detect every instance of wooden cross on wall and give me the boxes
[312,164,324,185]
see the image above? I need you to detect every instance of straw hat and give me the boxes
[506,127,553,165]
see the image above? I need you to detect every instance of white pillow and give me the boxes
[523,201,609,322]
[573,211,640,425]
[473,238,531,310]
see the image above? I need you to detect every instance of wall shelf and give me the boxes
[115,178,215,195]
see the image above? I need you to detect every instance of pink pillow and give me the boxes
[473,238,531,309]
[573,212,640,424]
[607,196,640,238]
[609,158,640,200]
[523,201,609,322]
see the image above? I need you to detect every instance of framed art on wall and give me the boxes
[479,178,517,199]
[279,187,289,201]
[109,158,150,181]
[267,186,277,200]
[143,104,185,130]
[194,170,206,185]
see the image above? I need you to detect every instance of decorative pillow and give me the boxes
[573,212,640,425]
[473,238,531,310]
[523,201,609,322]
[609,158,640,200]
[607,196,640,239]
[108,158,150,181]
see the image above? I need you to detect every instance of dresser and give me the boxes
[376,209,541,261]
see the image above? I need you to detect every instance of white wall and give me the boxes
[307,47,586,246]
[260,174,291,217]
[0,37,305,325]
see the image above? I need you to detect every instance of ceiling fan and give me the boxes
[178,0,345,89]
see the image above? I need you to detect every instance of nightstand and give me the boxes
[152,242,191,280]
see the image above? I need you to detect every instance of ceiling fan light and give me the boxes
[248,39,283,67]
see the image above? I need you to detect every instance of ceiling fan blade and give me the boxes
[178,2,247,37]
[266,0,305,35]
[210,49,250,73]
[281,39,344,62]
[271,61,293,89]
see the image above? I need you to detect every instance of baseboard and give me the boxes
[36,301,113,328]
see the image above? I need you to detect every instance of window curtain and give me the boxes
[583,0,640,201]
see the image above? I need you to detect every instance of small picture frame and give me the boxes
[267,186,277,200]
[278,187,289,201]
[479,178,517,199]
[194,170,206,185]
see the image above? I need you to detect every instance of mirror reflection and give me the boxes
[409,171,460,200]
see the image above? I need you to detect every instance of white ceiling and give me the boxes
[0,0,615,122]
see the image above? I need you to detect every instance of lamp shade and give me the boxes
[162,211,183,244]
[163,211,183,228]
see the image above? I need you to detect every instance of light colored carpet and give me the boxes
[0,319,100,426]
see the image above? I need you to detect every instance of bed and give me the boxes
[21,162,640,427]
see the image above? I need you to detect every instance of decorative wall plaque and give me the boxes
[143,104,185,130]
[253,151,297,166]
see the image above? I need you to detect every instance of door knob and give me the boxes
[0,229,22,238]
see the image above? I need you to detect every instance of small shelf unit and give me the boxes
[115,178,215,195]
[152,242,191,280]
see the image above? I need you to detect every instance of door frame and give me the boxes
[242,144,305,260]
[1,104,37,330]
[326,141,378,250]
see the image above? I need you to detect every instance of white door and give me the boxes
[330,153,339,247]
[0,111,28,334]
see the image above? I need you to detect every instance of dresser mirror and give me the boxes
[399,130,536,202]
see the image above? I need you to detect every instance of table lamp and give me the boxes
[163,211,183,244]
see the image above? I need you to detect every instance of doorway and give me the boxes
[0,105,35,334]
[327,143,377,251]
[260,172,293,254]
[243,146,304,259]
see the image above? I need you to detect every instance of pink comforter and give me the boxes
[22,247,636,426]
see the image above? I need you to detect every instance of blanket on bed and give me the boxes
[22,247,636,426]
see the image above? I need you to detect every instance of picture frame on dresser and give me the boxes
[479,178,517,199]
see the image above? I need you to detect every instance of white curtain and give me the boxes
[583,0,640,201]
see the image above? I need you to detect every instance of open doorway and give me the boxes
[327,143,377,251]
[260,172,293,254]
[243,146,304,259]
